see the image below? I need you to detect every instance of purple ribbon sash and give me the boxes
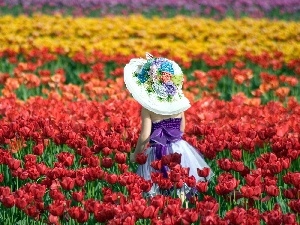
[150,126,182,177]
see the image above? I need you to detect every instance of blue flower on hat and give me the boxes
[160,61,174,74]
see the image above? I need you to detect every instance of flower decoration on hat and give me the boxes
[134,54,184,101]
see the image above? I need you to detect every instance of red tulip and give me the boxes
[114,152,126,164]
[261,204,282,225]
[225,207,246,224]
[170,170,181,182]
[1,194,15,208]
[33,143,44,155]
[150,195,164,210]
[140,180,152,192]
[136,153,147,165]
[170,152,182,164]
[289,199,300,213]
[68,206,80,219]
[49,200,65,216]
[161,154,171,166]
[231,161,245,172]
[196,181,208,193]
[48,214,60,225]
[15,197,27,210]
[102,147,112,156]
[197,167,210,178]
[57,152,74,167]
[101,157,113,168]
[143,205,158,219]
[27,166,40,180]
[245,170,262,186]
[181,209,199,224]
[196,196,219,216]
[217,158,232,171]
[60,177,75,190]
[26,205,40,218]
[240,185,262,199]
[157,178,172,190]
[36,163,49,175]
[76,207,89,223]
[282,213,297,224]
[265,185,279,197]
[185,175,196,188]
[118,163,129,173]
[0,173,3,183]
[7,158,21,170]
[107,174,118,184]
[151,160,162,170]
[215,173,239,195]
[49,189,65,201]
[231,149,242,160]
[72,190,85,202]
[283,188,299,199]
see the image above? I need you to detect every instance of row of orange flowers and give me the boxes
[0,48,299,104]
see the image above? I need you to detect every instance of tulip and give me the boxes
[143,205,158,219]
[48,214,60,225]
[170,170,181,182]
[7,158,21,170]
[151,160,162,170]
[135,153,147,165]
[102,147,112,156]
[49,200,65,216]
[283,213,297,224]
[283,188,299,199]
[57,152,74,167]
[15,197,27,210]
[1,194,15,208]
[215,173,239,196]
[240,185,262,199]
[170,152,182,164]
[217,158,232,171]
[185,176,196,188]
[225,207,247,224]
[72,190,85,202]
[196,181,208,193]
[289,200,300,213]
[114,152,126,164]
[231,149,242,160]
[261,204,283,225]
[60,177,75,190]
[33,143,44,155]
[197,167,210,178]
[101,157,113,168]
[107,174,118,184]
[26,205,40,218]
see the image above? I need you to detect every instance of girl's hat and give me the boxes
[124,53,190,115]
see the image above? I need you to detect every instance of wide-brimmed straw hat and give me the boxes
[124,53,190,115]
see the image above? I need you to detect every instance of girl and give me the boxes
[124,53,213,198]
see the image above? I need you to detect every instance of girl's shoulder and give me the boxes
[146,108,183,123]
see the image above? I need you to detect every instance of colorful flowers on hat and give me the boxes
[134,57,183,101]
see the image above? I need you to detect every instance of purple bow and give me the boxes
[150,126,182,177]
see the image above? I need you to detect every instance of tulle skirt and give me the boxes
[137,139,213,197]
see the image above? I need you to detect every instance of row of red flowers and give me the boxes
[0,93,299,224]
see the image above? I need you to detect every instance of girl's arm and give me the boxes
[180,112,186,132]
[130,107,152,162]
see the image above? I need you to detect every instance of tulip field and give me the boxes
[0,1,300,225]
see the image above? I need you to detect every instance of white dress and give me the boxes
[136,117,213,197]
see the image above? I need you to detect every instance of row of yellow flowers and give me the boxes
[0,14,300,62]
